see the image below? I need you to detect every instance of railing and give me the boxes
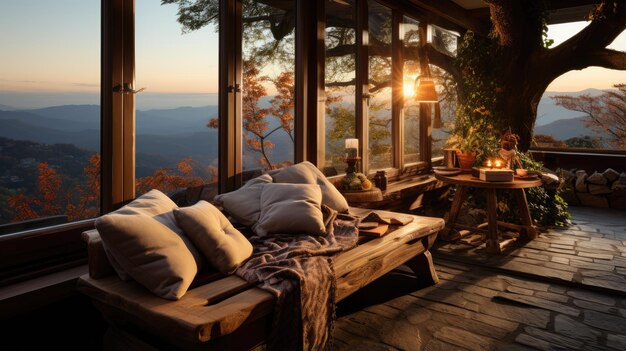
[530,148,626,174]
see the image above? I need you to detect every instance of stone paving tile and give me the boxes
[336,207,626,350]
[335,258,626,350]
[433,207,626,295]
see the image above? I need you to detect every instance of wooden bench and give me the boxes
[77,208,444,350]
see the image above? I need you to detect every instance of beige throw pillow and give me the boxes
[268,161,349,213]
[95,189,201,300]
[213,174,272,227]
[174,201,253,274]
[254,183,326,237]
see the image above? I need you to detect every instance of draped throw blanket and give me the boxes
[236,208,359,350]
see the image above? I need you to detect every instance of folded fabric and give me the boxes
[213,174,273,227]
[95,189,200,300]
[174,201,253,274]
[254,183,326,237]
[269,161,349,213]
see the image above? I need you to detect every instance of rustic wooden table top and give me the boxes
[435,173,543,189]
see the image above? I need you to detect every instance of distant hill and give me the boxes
[533,116,605,140]
[0,104,15,111]
[536,88,605,126]
[0,103,294,173]
[137,106,218,135]
[0,118,100,151]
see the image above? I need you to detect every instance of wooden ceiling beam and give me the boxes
[407,0,490,35]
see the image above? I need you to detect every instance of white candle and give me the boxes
[345,138,359,151]
[345,138,359,158]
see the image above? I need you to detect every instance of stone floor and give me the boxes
[435,206,626,295]
[334,206,626,350]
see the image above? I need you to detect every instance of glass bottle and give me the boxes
[374,170,388,191]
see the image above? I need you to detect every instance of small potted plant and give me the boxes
[446,107,498,171]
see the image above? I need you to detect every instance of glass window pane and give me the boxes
[368,1,393,170]
[324,0,356,176]
[135,1,219,197]
[242,0,295,174]
[0,1,100,233]
[429,24,459,57]
[402,16,421,164]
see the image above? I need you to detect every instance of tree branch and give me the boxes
[583,49,626,70]
[555,2,626,52]
[548,1,626,76]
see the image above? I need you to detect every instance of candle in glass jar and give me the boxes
[345,138,359,158]
[487,159,493,168]
[495,159,502,168]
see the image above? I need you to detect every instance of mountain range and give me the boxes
[0,87,616,176]
[0,103,295,175]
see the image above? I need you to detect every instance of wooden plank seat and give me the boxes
[77,208,444,350]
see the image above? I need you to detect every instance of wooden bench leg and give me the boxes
[405,251,439,288]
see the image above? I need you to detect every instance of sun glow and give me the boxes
[403,81,415,98]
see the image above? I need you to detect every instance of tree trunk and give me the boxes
[501,90,540,151]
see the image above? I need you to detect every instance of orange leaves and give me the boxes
[207,118,219,129]
[9,157,101,222]
[8,194,38,222]
[552,84,626,149]
[240,59,296,169]
[136,157,207,196]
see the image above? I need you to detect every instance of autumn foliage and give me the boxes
[9,154,216,223]
[552,84,626,149]
[209,59,295,170]
[9,155,101,222]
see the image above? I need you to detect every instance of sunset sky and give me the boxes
[0,1,624,106]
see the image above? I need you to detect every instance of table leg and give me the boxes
[485,188,501,254]
[514,188,537,240]
[444,185,467,241]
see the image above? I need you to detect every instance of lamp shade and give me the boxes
[414,77,438,103]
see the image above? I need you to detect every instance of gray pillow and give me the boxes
[268,161,349,213]
[95,189,200,300]
[254,183,326,237]
[174,201,253,274]
[213,174,272,227]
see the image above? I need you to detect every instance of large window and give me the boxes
[323,0,357,176]
[241,0,296,173]
[368,1,393,170]
[0,0,100,234]
[135,1,219,196]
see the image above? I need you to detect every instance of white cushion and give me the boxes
[95,189,201,300]
[213,174,272,227]
[269,161,349,213]
[174,201,253,274]
[254,183,326,237]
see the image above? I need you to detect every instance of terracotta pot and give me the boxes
[455,151,476,171]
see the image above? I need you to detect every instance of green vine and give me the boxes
[450,4,570,227]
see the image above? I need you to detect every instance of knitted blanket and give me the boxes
[236,209,359,350]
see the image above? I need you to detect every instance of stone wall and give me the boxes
[561,168,626,209]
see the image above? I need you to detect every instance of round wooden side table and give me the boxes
[435,173,543,254]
